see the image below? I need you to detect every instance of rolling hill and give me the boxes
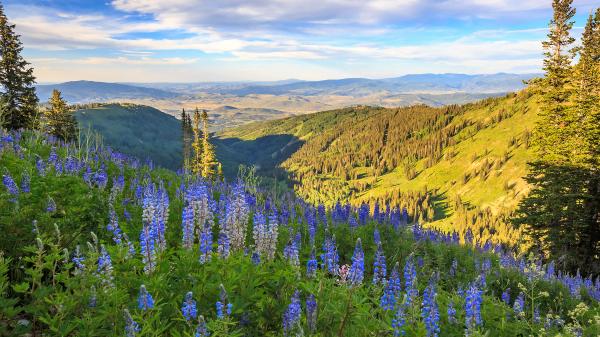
[36,81,180,103]
[214,90,540,243]
[74,103,182,169]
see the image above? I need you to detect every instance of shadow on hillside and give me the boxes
[213,134,304,182]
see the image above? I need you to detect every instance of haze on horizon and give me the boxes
[5,0,598,83]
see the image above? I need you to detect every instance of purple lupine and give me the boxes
[138,285,154,311]
[195,316,210,337]
[421,279,440,337]
[392,300,406,336]
[97,245,113,287]
[46,197,56,212]
[182,291,197,321]
[2,173,19,201]
[447,301,457,324]
[107,207,123,245]
[404,256,418,305]
[199,224,213,264]
[321,235,339,275]
[513,292,525,317]
[358,203,369,225]
[216,284,232,319]
[72,245,85,273]
[465,284,483,333]
[182,204,195,250]
[501,288,511,306]
[373,228,381,246]
[217,232,230,259]
[283,235,300,267]
[223,183,250,251]
[372,243,387,285]
[140,223,157,273]
[283,290,302,336]
[348,238,364,287]
[306,294,317,332]
[20,172,30,193]
[306,246,318,278]
[124,309,140,337]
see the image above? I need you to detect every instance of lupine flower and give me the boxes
[223,183,250,251]
[182,292,197,321]
[140,223,157,273]
[253,210,278,261]
[217,232,230,259]
[449,259,458,277]
[306,246,318,278]
[404,257,418,305]
[2,173,19,201]
[36,158,46,176]
[372,243,387,285]
[97,245,113,287]
[501,288,511,305]
[46,197,56,212]
[421,279,440,337]
[195,315,210,337]
[348,238,364,287]
[306,207,317,245]
[88,285,97,308]
[181,204,195,250]
[373,228,381,245]
[124,309,140,337]
[306,294,317,332]
[392,300,406,336]
[216,284,232,319]
[321,235,340,275]
[465,284,483,333]
[447,301,457,324]
[380,276,397,310]
[72,245,85,273]
[283,233,300,267]
[348,215,358,230]
[198,224,213,264]
[283,290,302,336]
[20,172,30,193]
[138,285,154,311]
[358,203,369,225]
[107,208,123,245]
[513,292,525,317]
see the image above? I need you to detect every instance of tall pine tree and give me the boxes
[515,1,600,275]
[200,109,218,179]
[181,108,193,172]
[43,90,78,141]
[191,108,204,176]
[0,3,38,130]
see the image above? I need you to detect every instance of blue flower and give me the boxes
[182,292,197,321]
[465,284,483,332]
[195,315,210,337]
[513,292,525,317]
[140,223,157,273]
[321,235,339,275]
[501,288,511,306]
[137,285,154,311]
[421,279,440,337]
[403,257,418,305]
[306,246,318,278]
[217,232,230,259]
[124,309,140,337]
[20,172,30,193]
[348,238,364,287]
[392,300,406,336]
[283,290,302,336]
[447,301,457,324]
[181,204,195,250]
[97,245,113,287]
[199,224,213,264]
[372,243,387,285]
[2,172,19,201]
[306,294,317,332]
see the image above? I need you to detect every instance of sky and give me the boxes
[3,0,598,83]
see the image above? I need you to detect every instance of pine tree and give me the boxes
[0,3,39,130]
[200,109,218,179]
[515,1,600,275]
[181,108,193,172]
[191,108,203,176]
[44,90,78,141]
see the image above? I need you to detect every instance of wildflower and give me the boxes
[392,300,406,336]
[217,232,230,259]
[449,259,458,277]
[20,172,30,193]
[321,235,339,275]
[373,228,381,245]
[46,197,56,212]
[465,284,483,333]
[306,246,318,278]
[216,284,231,319]
[501,288,511,306]
[138,285,154,311]
[2,172,19,201]
[97,245,113,287]
[107,207,123,245]
[251,251,260,265]
[182,292,197,321]
[421,279,440,337]
[348,238,364,287]
[283,233,300,267]
[182,204,195,250]
[195,315,210,337]
[223,183,250,251]
[380,278,397,310]
[372,243,387,285]
[447,301,457,324]
[253,210,279,261]
[306,294,317,332]
[140,224,157,273]
[124,309,140,337]
[513,292,525,317]
[283,290,302,336]
[404,256,418,305]
[72,245,85,273]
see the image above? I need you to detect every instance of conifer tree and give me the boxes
[200,109,218,179]
[181,108,193,171]
[191,108,204,176]
[44,89,78,141]
[515,1,600,275]
[0,3,39,130]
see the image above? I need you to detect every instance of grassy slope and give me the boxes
[217,92,540,226]
[74,103,182,170]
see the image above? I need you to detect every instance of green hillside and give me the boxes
[74,103,182,170]
[215,91,540,244]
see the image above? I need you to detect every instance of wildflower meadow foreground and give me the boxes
[1,130,599,336]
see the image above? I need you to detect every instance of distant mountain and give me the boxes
[215,73,540,96]
[74,103,182,169]
[36,81,180,103]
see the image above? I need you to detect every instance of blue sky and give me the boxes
[4,0,597,83]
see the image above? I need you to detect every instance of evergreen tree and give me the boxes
[515,1,600,275]
[181,108,193,172]
[191,108,203,176]
[200,109,218,179]
[44,89,78,141]
[0,3,38,130]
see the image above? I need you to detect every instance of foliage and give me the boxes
[43,90,78,141]
[0,129,599,336]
